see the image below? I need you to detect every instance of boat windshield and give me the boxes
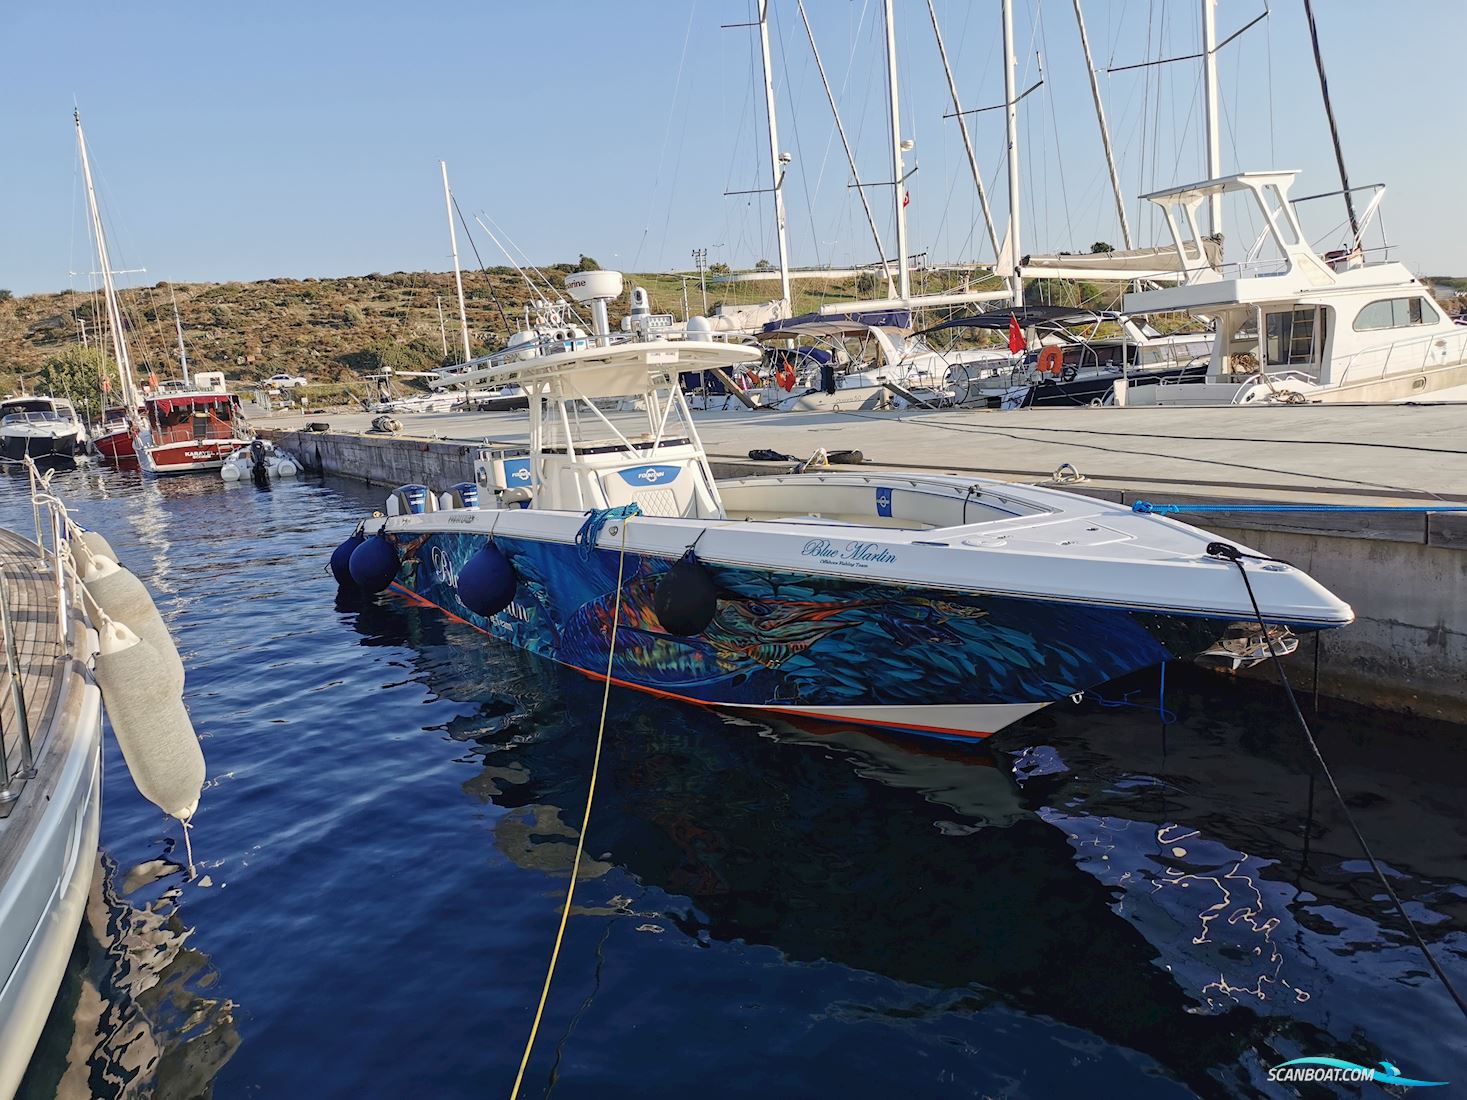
[0,399,72,420]
[2,412,65,426]
[536,379,699,461]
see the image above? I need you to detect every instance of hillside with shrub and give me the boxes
[6,261,1455,412]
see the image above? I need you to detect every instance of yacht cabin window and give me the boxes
[1352,297,1439,332]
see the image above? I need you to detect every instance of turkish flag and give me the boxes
[902,190,910,209]
[1007,313,1025,354]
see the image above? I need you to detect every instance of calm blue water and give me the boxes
[9,464,1467,1098]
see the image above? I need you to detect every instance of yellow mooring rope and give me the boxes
[511,516,633,1099]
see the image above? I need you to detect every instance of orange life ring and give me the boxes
[1037,347,1065,376]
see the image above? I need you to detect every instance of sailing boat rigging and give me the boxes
[75,109,140,461]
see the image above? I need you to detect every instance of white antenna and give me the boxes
[756,0,792,309]
[1002,0,1024,307]
[883,0,911,302]
[75,110,136,412]
[440,161,473,363]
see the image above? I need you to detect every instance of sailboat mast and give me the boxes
[170,287,190,386]
[75,110,136,410]
[1201,0,1223,236]
[440,161,473,363]
[928,0,1003,266]
[797,0,894,296]
[1301,0,1359,242]
[757,0,793,310]
[882,0,911,302]
[1073,0,1133,249]
[1001,0,1023,308]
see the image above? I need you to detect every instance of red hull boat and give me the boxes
[138,391,249,475]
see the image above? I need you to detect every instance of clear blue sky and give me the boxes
[3,0,1464,298]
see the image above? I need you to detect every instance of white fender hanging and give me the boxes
[79,529,116,562]
[78,547,185,693]
[91,618,206,822]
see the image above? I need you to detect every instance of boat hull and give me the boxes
[1007,363,1210,409]
[142,437,239,475]
[384,528,1230,740]
[0,432,78,464]
[0,691,101,1097]
[94,427,136,460]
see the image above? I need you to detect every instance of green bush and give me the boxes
[342,304,366,327]
[36,345,117,420]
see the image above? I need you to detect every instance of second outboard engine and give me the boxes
[387,484,435,517]
[440,482,480,511]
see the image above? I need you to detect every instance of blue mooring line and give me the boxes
[1132,500,1467,515]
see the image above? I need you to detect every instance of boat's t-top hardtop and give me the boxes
[1122,169,1401,313]
[429,270,761,519]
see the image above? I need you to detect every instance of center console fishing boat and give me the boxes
[333,271,1353,741]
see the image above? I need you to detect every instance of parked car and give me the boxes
[266,373,308,388]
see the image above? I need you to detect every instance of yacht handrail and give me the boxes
[1334,326,1467,389]
[0,458,95,802]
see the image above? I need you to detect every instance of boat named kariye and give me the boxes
[331,270,1354,741]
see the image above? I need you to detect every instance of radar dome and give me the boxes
[564,270,624,303]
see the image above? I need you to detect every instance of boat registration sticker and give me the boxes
[876,487,893,518]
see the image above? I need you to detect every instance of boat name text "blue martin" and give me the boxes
[801,539,898,567]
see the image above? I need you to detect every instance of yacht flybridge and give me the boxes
[1123,171,1467,405]
[334,271,1352,741]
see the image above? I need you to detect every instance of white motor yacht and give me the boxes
[1120,172,1467,405]
[0,397,89,463]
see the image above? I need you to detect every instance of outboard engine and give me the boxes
[249,438,270,488]
[387,484,435,517]
[440,481,480,511]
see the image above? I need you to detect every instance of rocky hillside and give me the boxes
[10,263,1452,402]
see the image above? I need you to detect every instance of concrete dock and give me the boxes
[262,402,1467,722]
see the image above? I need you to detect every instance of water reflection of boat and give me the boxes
[339,591,1395,1095]
[17,853,238,1098]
